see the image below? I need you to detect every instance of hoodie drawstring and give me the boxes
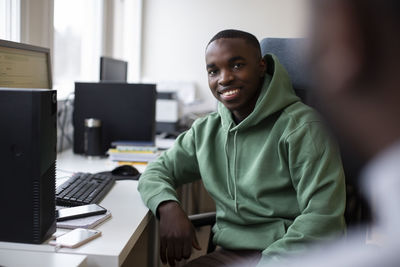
[233,130,238,213]
[224,122,239,213]
[224,132,233,199]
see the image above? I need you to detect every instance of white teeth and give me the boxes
[222,89,239,96]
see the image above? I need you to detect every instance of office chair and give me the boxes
[260,37,370,225]
[188,37,369,254]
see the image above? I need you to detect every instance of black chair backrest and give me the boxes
[260,38,311,105]
[259,37,370,228]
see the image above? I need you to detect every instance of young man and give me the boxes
[260,0,400,266]
[138,29,346,266]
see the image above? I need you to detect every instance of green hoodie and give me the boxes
[138,54,346,262]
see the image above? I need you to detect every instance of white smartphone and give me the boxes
[49,228,101,248]
[56,204,107,221]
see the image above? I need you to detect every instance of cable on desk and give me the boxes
[54,244,61,252]
[58,92,74,152]
[56,169,76,180]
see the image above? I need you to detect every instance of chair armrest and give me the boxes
[188,211,216,227]
[188,211,217,253]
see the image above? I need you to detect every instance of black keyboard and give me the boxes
[56,172,115,206]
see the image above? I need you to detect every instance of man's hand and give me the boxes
[158,201,201,266]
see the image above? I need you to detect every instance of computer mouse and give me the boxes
[111,165,140,177]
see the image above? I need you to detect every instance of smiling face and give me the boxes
[205,38,266,122]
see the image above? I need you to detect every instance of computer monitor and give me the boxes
[99,56,128,82]
[73,82,157,155]
[0,39,52,89]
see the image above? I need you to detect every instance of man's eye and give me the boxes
[208,70,218,76]
[233,63,244,70]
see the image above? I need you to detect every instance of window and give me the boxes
[0,0,20,41]
[53,0,103,99]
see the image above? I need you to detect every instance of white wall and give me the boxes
[141,0,310,111]
[20,0,54,61]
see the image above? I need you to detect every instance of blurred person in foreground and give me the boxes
[259,0,400,266]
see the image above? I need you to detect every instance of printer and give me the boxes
[156,91,179,135]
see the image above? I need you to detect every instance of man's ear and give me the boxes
[314,1,365,93]
[259,58,267,77]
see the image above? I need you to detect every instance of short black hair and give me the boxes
[207,29,261,57]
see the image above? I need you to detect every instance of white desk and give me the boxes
[0,248,87,267]
[0,150,154,267]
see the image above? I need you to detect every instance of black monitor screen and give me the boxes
[73,82,156,154]
[99,56,128,82]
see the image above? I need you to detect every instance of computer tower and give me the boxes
[0,88,57,244]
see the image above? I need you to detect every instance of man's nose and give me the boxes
[218,70,234,85]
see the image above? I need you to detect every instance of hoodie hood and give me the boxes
[218,54,300,131]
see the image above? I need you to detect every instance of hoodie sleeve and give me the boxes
[257,121,346,265]
[138,126,202,216]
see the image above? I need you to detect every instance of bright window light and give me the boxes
[0,0,20,42]
[53,0,103,99]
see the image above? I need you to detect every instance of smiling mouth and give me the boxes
[220,89,240,97]
[219,88,240,101]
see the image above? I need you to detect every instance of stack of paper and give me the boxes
[107,141,160,163]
